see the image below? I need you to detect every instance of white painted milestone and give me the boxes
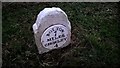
[33,7,71,54]
[41,25,68,49]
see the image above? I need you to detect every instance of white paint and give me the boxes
[33,7,71,54]
[41,25,68,49]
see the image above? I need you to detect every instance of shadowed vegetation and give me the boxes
[2,2,120,68]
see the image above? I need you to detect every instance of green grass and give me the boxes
[2,2,120,68]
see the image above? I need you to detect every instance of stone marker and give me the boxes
[33,7,71,54]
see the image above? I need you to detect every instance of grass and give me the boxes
[2,2,120,68]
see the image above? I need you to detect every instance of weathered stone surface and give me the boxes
[33,7,71,54]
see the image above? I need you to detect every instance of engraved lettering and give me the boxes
[44,37,67,47]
